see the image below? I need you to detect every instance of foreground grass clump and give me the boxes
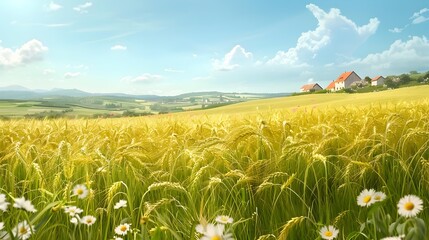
[0,100,428,239]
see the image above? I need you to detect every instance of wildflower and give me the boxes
[64,206,83,217]
[81,215,96,226]
[319,225,339,240]
[195,224,205,234]
[198,224,233,240]
[381,236,404,240]
[215,215,234,224]
[0,222,4,231]
[114,237,123,240]
[70,217,79,225]
[72,184,89,199]
[357,189,376,207]
[12,220,34,240]
[374,191,386,202]
[113,200,127,209]
[114,223,131,236]
[13,197,37,213]
[0,194,10,212]
[397,195,423,218]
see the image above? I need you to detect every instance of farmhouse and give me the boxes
[325,81,335,92]
[371,76,385,86]
[300,83,323,92]
[332,71,361,91]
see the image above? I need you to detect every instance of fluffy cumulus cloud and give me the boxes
[410,8,429,24]
[345,36,429,73]
[0,39,48,67]
[121,74,163,84]
[74,2,93,13]
[389,27,405,33]
[268,4,379,65]
[212,45,253,71]
[64,72,81,79]
[111,45,127,51]
[48,1,62,11]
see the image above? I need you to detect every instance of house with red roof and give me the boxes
[300,83,323,92]
[371,76,385,86]
[330,71,361,91]
[325,81,336,92]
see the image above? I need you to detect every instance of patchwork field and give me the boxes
[0,86,428,239]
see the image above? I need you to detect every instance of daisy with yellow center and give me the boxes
[64,206,83,217]
[114,223,131,236]
[72,184,89,199]
[397,195,423,218]
[81,215,96,226]
[12,221,34,240]
[215,215,233,224]
[319,225,339,240]
[374,191,386,202]
[198,224,233,240]
[357,189,376,207]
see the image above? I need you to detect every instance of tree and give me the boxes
[399,74,411,84]
[364,76,372,85]
[385,77,399,88]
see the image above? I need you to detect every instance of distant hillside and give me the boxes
[190,85,429,115]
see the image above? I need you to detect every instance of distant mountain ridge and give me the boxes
[0,85,290,100]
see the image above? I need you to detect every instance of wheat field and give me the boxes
[1,97,429,239]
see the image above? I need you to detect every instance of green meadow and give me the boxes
[0,86,428,239]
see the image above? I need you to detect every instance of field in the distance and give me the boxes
[0,86,428,239]
[196,85,429,115]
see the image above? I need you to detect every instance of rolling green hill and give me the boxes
[192,85,429,115]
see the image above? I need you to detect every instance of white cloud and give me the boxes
[74,2,93,13]
[212,45,253,71]
[345,36,429,73]
[121,74,163,84]
[268,4,379,65]
[48,1,62,11]
[389,27,405,33]
[43,69,55,75]
[0,39,48,67]
[111,45,127,51]
[307,78,314,83]
[410,8,429,24]
[64,72,81,79]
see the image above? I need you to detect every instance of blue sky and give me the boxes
[0,1,428,95]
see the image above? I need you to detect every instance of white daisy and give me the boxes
[374,191,387,202]
[81,215,96,226]
[0,194,10,212]
[195,224,205,234]
[381,236,403,240]
[70,217,79,225]
[113,200,127,209]
[397,195,423,218]
[13,197,37,213]
[12,220,35,240]
[319,225,339,240]
[357,189,376,207]
[215,215,234,224]
[114,223,131,236]
[64,206,83,217]
[72,184,89,199]
[199,224,233,240]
